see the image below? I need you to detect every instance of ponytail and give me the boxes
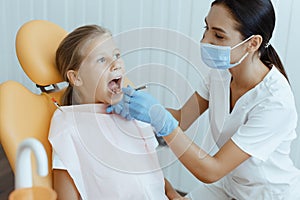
[260,44,289,82]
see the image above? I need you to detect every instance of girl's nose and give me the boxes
[110,60,122,71]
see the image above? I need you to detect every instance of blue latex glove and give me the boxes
[107,86,178,137]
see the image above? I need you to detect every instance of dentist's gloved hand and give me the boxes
[106,86,178,137]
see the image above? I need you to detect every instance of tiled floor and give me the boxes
[0,145,14,200]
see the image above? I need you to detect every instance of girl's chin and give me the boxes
[109,92,123,105]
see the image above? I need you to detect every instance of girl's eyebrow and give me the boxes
[95,48,120,54]
[90,47,120,58]
[205,18,228,34]
[113,48,120,52]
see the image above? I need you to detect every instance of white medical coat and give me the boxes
[189,67,300,199]
[49,104,168,200]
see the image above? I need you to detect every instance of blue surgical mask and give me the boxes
[200,35,254,69]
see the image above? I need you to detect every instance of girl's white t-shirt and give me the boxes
[49,104,168,200]
[196,67,300,199]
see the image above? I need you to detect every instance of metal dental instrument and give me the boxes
[135,85,147,91]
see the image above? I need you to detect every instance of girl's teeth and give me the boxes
[108,80,121,94]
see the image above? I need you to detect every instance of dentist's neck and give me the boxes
[229,56,270,90]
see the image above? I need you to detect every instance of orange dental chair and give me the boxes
[0,20,68,189]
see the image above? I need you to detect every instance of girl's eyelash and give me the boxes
[114,53,121,59]
[97,52,121,63]
[97,57,106,63]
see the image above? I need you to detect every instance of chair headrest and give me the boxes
[16,20,67,86]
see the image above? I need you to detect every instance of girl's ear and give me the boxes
[66,70,82,86]
[247,35,263,53]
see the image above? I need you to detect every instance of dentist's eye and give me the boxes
[97,57,106,63]
[215,33,224,39]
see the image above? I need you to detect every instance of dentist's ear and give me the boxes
[66,70,82,86]
[247,35,263,53]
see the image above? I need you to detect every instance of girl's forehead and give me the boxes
[89,35,116,54]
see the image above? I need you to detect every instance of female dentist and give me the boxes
[107,0,300,199]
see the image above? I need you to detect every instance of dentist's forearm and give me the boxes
[163,127,218,183]
[163,126,250,184]
[168,92,208,131]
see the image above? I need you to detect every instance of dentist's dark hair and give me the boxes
[212,0,289,82]
[56,25,111,105]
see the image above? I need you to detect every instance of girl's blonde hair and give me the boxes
[56,25,111,105]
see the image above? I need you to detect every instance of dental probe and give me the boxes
[135,85,147,91]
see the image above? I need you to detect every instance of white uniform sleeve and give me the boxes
[52,150,67,170]
[231,99,297,161]
[197,69,210,100]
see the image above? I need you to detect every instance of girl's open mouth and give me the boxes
[108,76,122,94]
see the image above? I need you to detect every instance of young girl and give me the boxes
[48,25,172,199]
[108,0,300,199]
